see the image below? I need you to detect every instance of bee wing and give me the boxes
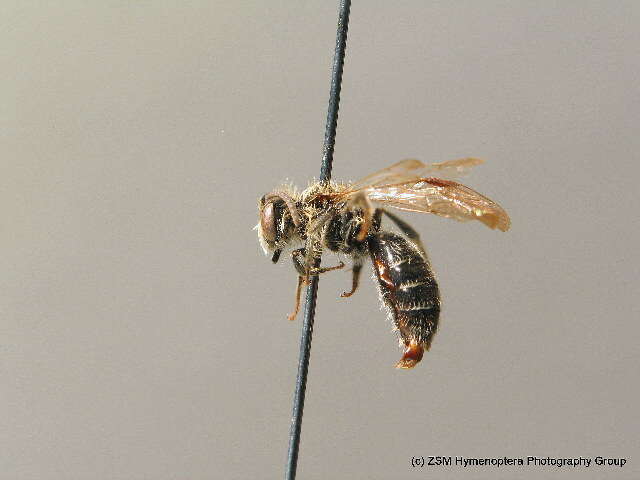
[348,157,484,191]
[366,178,511,231]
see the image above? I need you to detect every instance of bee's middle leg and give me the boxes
[340,259,363,298]
[288,248,344,321]
[291,248,344,277]
[338,208,380,299]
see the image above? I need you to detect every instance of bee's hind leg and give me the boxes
[347,191,375,242]
[340,259,363,298]
[381,209,427,257]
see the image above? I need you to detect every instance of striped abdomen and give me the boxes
[368,231,440,368]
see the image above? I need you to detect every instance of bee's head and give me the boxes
[257,192,299,263]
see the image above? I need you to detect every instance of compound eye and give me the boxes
[260,202,278,244]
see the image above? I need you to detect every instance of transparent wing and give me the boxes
[366,177,511,231]
[348,157,484,191]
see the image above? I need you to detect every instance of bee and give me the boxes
[257,158,510,368]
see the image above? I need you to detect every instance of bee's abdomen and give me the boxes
[368,231,440,368]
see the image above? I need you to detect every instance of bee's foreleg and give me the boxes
[287,275,305,321]
[291,248,308,276]
[340,259,363,298]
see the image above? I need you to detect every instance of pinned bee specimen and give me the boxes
[257,158,510,368]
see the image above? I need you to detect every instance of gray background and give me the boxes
[2,1,639,479]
